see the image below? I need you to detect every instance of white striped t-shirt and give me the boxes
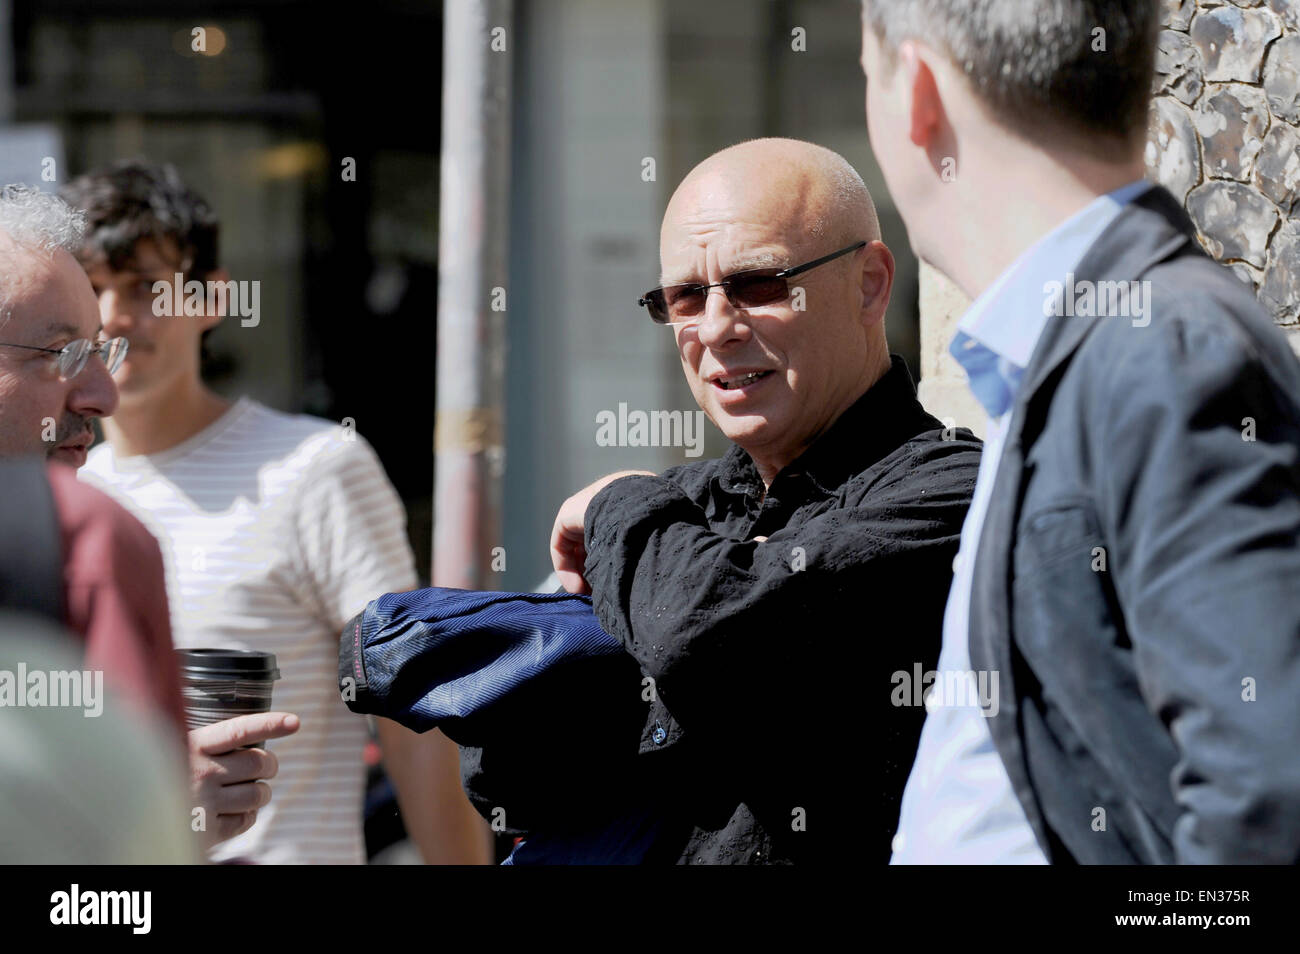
[81,397,418,864]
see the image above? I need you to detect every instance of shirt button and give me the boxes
[652,723,667,745]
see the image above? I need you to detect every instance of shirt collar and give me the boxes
[950,179,1152,418]
[714,353,934,500]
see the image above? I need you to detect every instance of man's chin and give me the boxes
[714,410,777,447]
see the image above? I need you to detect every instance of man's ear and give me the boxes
[200,267,230,332]
[858,240,895,328]
[898,41,943,150]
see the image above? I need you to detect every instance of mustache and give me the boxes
[47,415,94,456]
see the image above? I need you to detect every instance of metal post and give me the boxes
[0,0,14,123]
[433,0,513,589]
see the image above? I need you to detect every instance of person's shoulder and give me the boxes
[239,399,381,475]
[835,424,982,511]
[50,463,124,524]
[659,452,730,496]
[239,398,347,446]
[47,464,162,565]
[888,424,984,479]
[1078,258,1300,403]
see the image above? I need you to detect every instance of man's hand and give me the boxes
[550,470,655,594]
[188,712,300,851]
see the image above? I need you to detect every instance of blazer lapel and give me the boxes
[967,184,1195,862]
[1020,186,1196,401]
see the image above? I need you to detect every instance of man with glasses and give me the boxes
[0,190,126,465]
[346,138,983,863]
[0,184,176,730]
[0,183,301,856]
[63,160,490,865]
[548,137,984,863]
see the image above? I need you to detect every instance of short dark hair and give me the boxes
[60,159,223,368]
[861,0,1159,154]
[60,159,219,280]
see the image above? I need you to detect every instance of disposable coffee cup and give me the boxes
[176,649,281,750]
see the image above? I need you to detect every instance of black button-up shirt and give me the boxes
[583,355,982,863]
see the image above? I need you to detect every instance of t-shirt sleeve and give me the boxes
[294,434,419,632]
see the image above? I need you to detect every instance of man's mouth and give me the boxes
[50,442,89,466]
[711,370,775,391]
[50,430,93,464]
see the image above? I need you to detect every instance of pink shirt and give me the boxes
[47,462,188,752]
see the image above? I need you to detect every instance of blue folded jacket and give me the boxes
[339,586,689,864]
[340,587,622,729]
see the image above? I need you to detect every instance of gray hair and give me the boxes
[0,185,86,324]
[0,184,85,253]
[860,0,1158,152]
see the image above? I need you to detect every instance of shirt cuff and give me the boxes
[338,609,376,715]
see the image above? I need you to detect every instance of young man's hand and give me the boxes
[550,470,655,594]
[187,712,300,851]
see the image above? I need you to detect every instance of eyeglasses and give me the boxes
[0,337,129,379]
[638,240,868,325]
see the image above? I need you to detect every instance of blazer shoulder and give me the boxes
[1076,253,1297,385]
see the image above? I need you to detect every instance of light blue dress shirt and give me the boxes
[890,179,1152,864]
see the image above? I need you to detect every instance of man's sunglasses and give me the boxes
[638,240,867,325]
[0,337,129,379]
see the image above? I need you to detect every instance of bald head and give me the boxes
[657,138,895,487]
[663,138,879,280]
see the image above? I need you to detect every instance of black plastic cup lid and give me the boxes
[176,648,280,681]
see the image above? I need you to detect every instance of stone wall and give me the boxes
[1151,0,1299,323]
[918,0,1300,436]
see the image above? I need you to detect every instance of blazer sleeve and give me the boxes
[1092,305,1300,864]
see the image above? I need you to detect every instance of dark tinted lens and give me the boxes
[728,272,788,307]
[641,289,670,322]
[662,284,706,321]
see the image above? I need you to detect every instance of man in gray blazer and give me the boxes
[862,0,1300,863]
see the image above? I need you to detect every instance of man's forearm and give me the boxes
[376,717,492,864]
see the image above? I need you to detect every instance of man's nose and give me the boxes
[695,287,748,349]
[99,288,134,338]
[66,352,119,420]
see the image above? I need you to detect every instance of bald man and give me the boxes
[547,138,983,863]
[344,139,983,863]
